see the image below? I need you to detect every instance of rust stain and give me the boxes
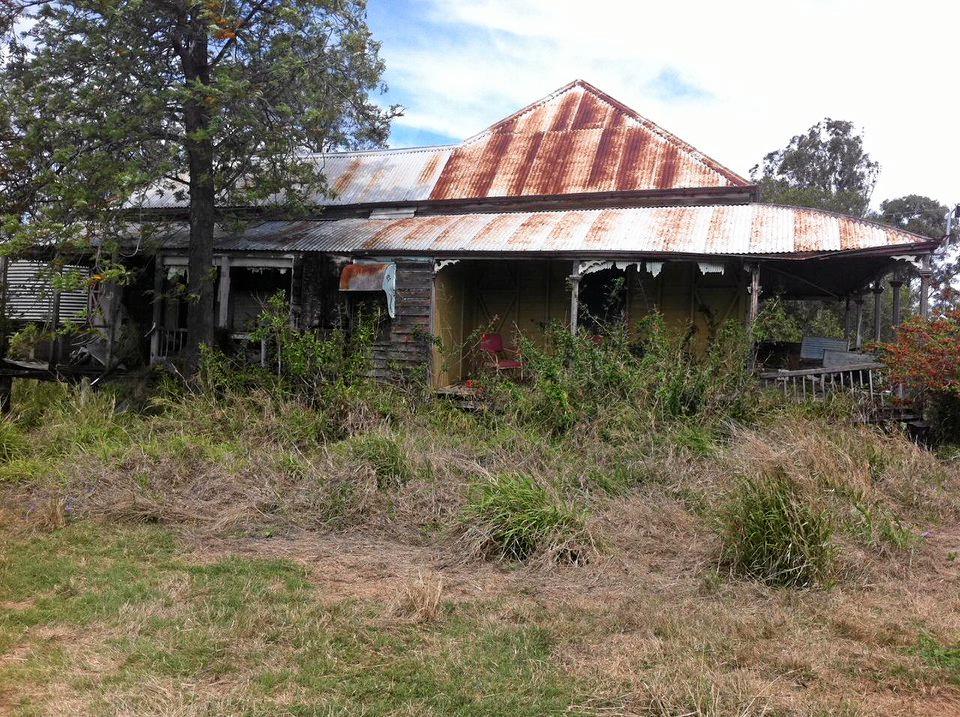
[656,143,679,190]
[571,90,609,130]
[339,262,389,291]
[417,151,448,185]
[793,208,824,252]
[548,89,582,132]
[506,132,545,197]
[615,126,651,191]
[705,206,733,253]
[430,81,749,201]
[332,158,362,197]
[585,209,619,245]
[507,213,551,246]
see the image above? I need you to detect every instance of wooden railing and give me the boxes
[157,328,188,358]
[758,363,887,402]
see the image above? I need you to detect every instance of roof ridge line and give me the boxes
[306,145,456,159]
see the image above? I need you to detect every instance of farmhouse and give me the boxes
[6,81,942,388]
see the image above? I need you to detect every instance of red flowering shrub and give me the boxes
[876,311,960,442]
[875,310,960,396]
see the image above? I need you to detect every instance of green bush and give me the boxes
[463,473,591,562]
[717,469,836,587]
[488,315,758,436]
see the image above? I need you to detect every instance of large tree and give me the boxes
[751,118,880,217]
[876,194,948,240]
[1,0,398,369]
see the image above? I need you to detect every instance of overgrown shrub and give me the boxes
[485,315,758,436]
[717,468,836,587]
[462,473,592,563]
[875,310,960,443]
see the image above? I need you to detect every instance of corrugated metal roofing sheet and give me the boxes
[313,147,452,204]
[429,80,750,200]
[155,204,933,257]
[134,146,453,210]
[131,80,752,210]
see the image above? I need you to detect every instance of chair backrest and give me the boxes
[480,333,504,354]
[800,336,849,361]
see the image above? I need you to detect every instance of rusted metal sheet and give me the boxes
[339,262,397,317]
[168,204,933,258]
[430,80,750,200]
[315,147,452,205]
[134,147,453,209]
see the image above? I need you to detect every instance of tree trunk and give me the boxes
[181,13,215,374]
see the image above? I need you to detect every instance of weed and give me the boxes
[0,419,27,463]
[915,634,960,684]
[348,432,414,488]
[463,473,592,563]
[717,469,837,587]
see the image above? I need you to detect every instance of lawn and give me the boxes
[0,524,584,716]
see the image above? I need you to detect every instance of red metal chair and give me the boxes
[480,333,524,376]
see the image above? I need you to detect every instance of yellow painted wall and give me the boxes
[432,259,746,388]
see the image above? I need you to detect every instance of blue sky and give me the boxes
[365,0,960,208]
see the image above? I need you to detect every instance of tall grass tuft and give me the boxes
[463,472,592,563]
[717,468,836,587]
[0,419,27,463]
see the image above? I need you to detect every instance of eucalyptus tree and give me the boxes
[1,0,398,368]
[751,118,880,218]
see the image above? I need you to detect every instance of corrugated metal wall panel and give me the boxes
[5,261,90,323]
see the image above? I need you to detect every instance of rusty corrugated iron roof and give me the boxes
[133,146,453,210]
[132,80,752,211]
[429,80,751,200]
[155,204,935,257]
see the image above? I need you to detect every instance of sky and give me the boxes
[367,0,959,209]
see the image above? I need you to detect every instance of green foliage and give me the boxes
[251,291,375,389]
[753,295,845,345]
[2,0,399,362]
[489,316,757,436]
[0,524,583,714]
[915,634,960,684]
[348,432,414,488]
[751,118,879,217]
[464,473,591,562]
[875,195,947,240]
[718,469,837,587]
[0,419,27,463]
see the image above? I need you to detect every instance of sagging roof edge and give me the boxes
[155,240,940,263]
[119,185,762,221]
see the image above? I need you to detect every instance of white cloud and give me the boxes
[381,0,959,207]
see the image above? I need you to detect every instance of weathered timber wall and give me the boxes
[371,258,433,381]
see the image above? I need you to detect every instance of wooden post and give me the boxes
[872,281,883,342]
[854,293,864,350]
[48,277,61,372]
[216,255,230,329]
[0,375,11,415]
[919,254,932,319]
[843,297,851,342]
[747,263,761,327]
[568,260,581,334]
[150,257,164,364]
[890,275,903,330]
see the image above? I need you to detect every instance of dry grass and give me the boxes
[3,376,960,714]
[387,572,445,623]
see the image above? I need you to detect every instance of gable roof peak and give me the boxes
[430,80,750,199]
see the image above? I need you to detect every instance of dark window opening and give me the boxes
[579,267,628,334]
